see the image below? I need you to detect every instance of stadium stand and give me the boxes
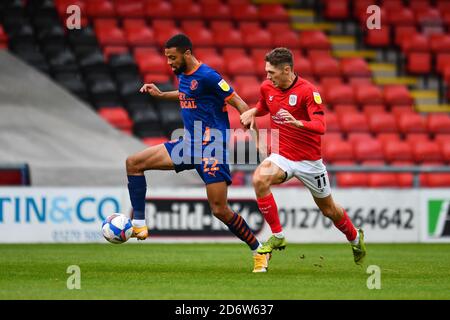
[0,0,449,187]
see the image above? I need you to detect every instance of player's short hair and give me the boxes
[265,48,294,70]
[165,34,193,54]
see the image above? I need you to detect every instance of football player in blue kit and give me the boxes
[126,34,270,272]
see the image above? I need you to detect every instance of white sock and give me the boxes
[273,232,285,239]
[132,219,146,227]
[350,233,359,245]
[252,243,263,256]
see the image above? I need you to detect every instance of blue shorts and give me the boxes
[164,139,232,185]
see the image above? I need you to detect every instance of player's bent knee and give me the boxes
[126,154,144,174]
[210,204,230,222]
[252,173,270,191]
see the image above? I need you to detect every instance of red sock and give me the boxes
[257,193,282,233]
[334,210,357,241]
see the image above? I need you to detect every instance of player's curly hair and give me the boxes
[165,34,193,54]
[265,47,293,70]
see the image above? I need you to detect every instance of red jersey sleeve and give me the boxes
[300,87,326,135]
[255,84,269,116]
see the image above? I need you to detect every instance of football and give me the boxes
[102,214,133,244]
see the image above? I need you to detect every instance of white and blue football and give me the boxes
[102,214,133,244]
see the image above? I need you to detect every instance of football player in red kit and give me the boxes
[240,48,366,265]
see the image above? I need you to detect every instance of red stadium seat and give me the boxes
[362,105,386,117]
[402,34,429,53]
[134,48,168,75]
[383,85,413,106]
[435,133,450,145]
[340,58,372,79]
[201,3,230,20]
[336,172,369,187]
[427,114,450,134]
[391,105,415,118]
[390,160,415,187]
[324,112,340,131]
[420,173,450,187]
[98,107,132,131]
[339,112,369,133]
[355,84,384,106]
[299,31,331,51]
[173,1,202,20]
[334,104,358,117]
[405,133,430,145]
[144,1,173,19]
[394,26,417,47]
[103,46,129,61]
[397,113,427,134]
[124,24,155,46]
[182,24,214,47]
[115,0,144,18]
[258,4,289,22]
[95,26,127,47]
[347,132,372,145]
[323,0,349,20]
[294,57,313,78]
[86,0,115,18]
[322,132,343,148]
[412,140,443,163]
[368,173,399,187]
[415,8,442,27]
[354,139,384,161]
[325,84,354,105]
[234,76,260,105]
[240,23,272,48]
[387,7,415,26]
[196,48,225,74]
[223,49,255,76]
[323,140,354,162]
[212,27,243,48]
[407,52,431,75]
[377,132,401,146]
[440,141,450,162]
[312,58,341,77]
[230,3,259,21]
[430,35,450,53]
[365,25,391,48]
[368,113,398,134]
[435,52,450,74]
[383,140,414,162]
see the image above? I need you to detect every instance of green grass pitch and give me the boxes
[0,243,449,300]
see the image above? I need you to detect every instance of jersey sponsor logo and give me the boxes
[313,92,322,104]
[289,94,297,106]
[190,79,198,90]
[269,95,274,101]
[179,92,198,109]
[218,79,230,92]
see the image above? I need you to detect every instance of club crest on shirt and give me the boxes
[218,79,230,92]
[289,94,297,106]
[313,92,322,104]
[190,79,198,90]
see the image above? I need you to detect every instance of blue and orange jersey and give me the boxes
[176,63,235,148]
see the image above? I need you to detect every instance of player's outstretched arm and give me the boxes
[227,92,250,115]
[139,83,179,101]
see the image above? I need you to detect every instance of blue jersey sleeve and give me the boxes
[205,70,235,102]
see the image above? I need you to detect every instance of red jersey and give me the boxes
[256,76,325,161]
